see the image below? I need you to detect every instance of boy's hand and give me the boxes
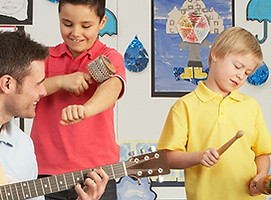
[75,169,109,200]
[200,148,220,167]
[249,174,264,196]
[60,105,86,125]
[62,72,93,96]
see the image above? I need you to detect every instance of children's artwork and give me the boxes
[247,0,271,44]
[247,62,269,86]
[0,0,33,24]
[151,0,233,97]
[99,9,117,37]
[117,177,157,200]
[124,35,149,72]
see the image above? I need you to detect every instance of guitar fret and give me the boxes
[0,187,3,200]
[28,180,37,198]
[34,179,43,197]
[9,184,17,200]
[21,181,31,199]
[56,174,67,191]
[41,177,52,195]
[73,171,83,184]
[112,163,126,179]
[64,173,75,189]
[12,184,19,200]
[110,165,115,179]
[19,182,25,199]
[48,176,57,193]
[3,185,10,200]
[15,182,24,199]
[54,176,60,192]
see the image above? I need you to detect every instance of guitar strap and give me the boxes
[0,163,7,186]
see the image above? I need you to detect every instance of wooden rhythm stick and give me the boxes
[217,130,244,155]
[87,55,116,83]
[256,175,271,195]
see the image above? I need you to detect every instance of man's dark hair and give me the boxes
[58,0,106,21]
[0,30,49,84]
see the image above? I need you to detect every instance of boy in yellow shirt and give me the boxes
[157,27,271,200]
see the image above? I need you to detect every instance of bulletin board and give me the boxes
[0,0,33,25]
[151,0,234,97]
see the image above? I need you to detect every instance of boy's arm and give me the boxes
[60,76,122,125]
[249,154,270,196]
[166,148,220,169]
[44,72,92,96]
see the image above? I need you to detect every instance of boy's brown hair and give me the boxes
[208,27,263,69]
[58,0,105,21]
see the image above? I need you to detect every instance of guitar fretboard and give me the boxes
[0,162,126,200]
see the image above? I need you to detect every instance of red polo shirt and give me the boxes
[31,40,126,175]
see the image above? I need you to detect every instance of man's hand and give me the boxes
[75,169,109,200]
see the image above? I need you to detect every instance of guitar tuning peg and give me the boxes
[128,150,136,157]
[148,146,156,153]
[156,175,164,183]
[140,148,145,154]
[137,178,142,185]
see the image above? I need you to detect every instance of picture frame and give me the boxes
[151,0,234,97]
[0,0,33,25]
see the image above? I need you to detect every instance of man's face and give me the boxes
[6,60,47,119]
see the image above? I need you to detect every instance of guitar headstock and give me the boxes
[125,150,170,179]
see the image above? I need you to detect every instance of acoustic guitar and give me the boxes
[0,150,170,200]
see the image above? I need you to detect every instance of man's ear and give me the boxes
[0,75,14,94]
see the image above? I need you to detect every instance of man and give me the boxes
[0,30,108,200]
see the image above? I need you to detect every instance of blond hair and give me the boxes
[208,27,263,69]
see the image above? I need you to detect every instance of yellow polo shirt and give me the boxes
[157,81,271,200]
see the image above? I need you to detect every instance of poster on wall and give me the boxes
[151,0,234,97]
[0,0,33,25]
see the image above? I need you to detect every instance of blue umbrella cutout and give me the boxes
[247,61,269,86]
[247,0,271,44]
[99,9,117,37]
[124,35,149,72]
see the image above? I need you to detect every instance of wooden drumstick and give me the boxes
[217,130,244,155]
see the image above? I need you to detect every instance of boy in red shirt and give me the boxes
[31,0,126,199]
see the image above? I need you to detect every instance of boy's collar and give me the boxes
[50,40,103,59]
[195,81,242,102]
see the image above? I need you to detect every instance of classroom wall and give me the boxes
[21,0,271,199]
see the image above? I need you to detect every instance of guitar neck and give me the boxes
[0,162,126,200]
[0,150,170,200]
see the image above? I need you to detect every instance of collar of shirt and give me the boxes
[0,123,13,147]
[195,81,243,103]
